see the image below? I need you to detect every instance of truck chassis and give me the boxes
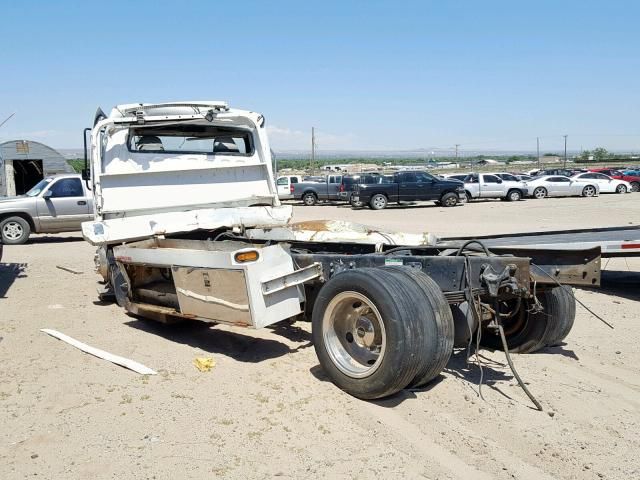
[106,230,601,400]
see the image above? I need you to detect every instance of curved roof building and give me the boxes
[0,140,73,196]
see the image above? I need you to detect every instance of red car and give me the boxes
[589,168,640,192]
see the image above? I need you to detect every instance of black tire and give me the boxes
[109,263,129,308]
[616,184,627,194]
[480,286,576,353]
[538,286,576,347]
[441,192,458,207]
[480,297,548,353]
[349,194,364,208]
[0,216,31,245]
[302,192,317,206]
[384,267,454,388]
[533,187,547,199]
[311,268,422,399]
[630,182,639,192]
[369,193,388,210]
[465,191,473,202]
[507,189,522,201]
[582,185,596,197]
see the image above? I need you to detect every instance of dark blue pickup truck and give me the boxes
[352,171,466,209]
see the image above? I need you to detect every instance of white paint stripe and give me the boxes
[41,329,157,375]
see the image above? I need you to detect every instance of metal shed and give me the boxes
[0,140,74,196]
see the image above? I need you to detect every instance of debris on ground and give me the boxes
[193,357,216,372]
[56,265,84,275]
[40,328,157,375]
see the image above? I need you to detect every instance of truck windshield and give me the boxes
[26,178,53,197]
[128,125,253,155]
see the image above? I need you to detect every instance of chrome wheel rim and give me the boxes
[372,196,386,209]
[3,221,23,241]
[631,183,639,192]
[617,185,626,193]
[444,196,457,206]
[510,192,520,201]
[584,186,595,196]
[534,188,546,198]
[304,195,315,205]
[322,291,386,378]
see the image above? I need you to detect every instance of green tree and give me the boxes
[592,147,609,161]
[578,150,591,161]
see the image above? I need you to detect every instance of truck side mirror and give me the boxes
[496,179,503,184]
[82,168,90,181]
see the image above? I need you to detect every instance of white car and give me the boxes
[571,172,632,194]
[276,175,302,200]
[527,175,599,199]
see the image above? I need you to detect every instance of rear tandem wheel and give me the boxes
[311,267,454,399]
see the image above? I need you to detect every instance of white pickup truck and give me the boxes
[81,101,600,400]
[463,173,528,202]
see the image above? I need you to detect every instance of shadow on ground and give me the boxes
[0,263,28,298]
[124,317,312,363]
[28,235,84,244]
[587,270,640,302]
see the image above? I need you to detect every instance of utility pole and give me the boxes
[536,137,540,169]
[310,127,316,174]
[563,134,568,168]
[455,144,460,159]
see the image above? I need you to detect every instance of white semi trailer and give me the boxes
[81,101,606,400]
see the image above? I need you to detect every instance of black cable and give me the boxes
[494,299,543,411]
[530,263,614,329]
[455,239,491,257]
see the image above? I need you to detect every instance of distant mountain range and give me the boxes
[57,148,639,160]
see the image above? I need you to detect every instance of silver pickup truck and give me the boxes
[293,174,343,205]
[0,174,94,244]
[463,173,528,201]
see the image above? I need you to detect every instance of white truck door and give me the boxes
[276,177,290,198]
[480,174,502,197]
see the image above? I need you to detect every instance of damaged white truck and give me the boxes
[82,101,605,401]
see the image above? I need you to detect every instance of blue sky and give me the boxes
[1,1,639,154]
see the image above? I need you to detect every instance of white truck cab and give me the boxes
[83,101,291,244]
[276,175,302,200]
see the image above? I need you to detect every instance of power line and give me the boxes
[0,113,15,130]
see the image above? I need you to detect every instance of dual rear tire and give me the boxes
[312,267,454,399]
[480,286,576,353]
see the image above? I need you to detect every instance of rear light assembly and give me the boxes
[339,184,345,192]
[290,184,294,193]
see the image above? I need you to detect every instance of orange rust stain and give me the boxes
[289,220,334,232]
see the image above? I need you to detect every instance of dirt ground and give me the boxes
[1,195,639,479]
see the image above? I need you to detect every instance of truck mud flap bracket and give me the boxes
[261,262,323,296]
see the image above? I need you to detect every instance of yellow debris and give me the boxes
[193,357,216,372]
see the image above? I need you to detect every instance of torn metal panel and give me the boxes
[41,329,157,375]
[82,205,293,245]
[246,220,438,248]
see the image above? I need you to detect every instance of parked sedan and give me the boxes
[588,168,640,192]
[526,175,599,199]
[571,172,631,194]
